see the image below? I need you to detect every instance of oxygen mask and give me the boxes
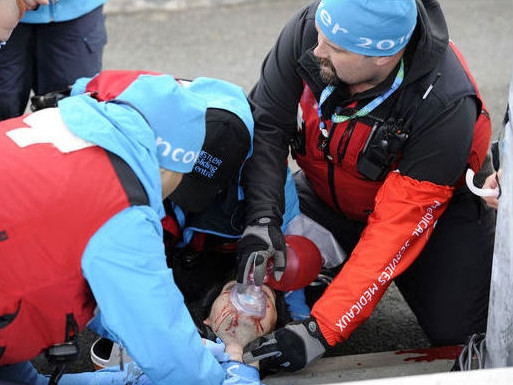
[229,251,269,319]
[229,282,267,319]
[229,235,324,318]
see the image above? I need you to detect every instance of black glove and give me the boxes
[242,317,330,373]
[30,86,72,111]
[236,217,286,285]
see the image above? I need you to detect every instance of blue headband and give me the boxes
[315,0,417,56]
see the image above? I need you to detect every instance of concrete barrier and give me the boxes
[265,346,462,384]
[338,367,513,385]
[265,347,513,385]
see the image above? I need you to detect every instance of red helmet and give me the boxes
[267,235,322,291]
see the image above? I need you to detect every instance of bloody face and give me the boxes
[204,281,278,348]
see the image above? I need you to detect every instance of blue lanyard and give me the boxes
[318,59,405,139]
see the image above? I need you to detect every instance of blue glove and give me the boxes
[204,337,231,362]
[57,362,150,385]
[221,361,260,385]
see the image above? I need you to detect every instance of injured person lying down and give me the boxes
[45,275,291,385]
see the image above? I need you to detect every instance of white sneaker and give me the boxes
[90,337,133,370]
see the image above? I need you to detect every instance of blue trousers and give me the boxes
[0,6,107,120]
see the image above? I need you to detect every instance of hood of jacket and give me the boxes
[185,77,254,159]
[402,0,449,87]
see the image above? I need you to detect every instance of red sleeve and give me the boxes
[311,171,453,346]
[84,70,162,101]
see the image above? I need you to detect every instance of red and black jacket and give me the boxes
[243,0,491,345]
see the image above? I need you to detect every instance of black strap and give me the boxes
[327,162,343,213]
[106,150,149,206]
[0,305,19,329]
[46,314,80,385]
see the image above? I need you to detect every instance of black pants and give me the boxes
[0,6,107,120]
[294,170,496,345]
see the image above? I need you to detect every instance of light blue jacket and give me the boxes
[21,0,107,23]
[54,75,238,385]
[0,361,261,385]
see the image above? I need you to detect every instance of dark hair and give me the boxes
[168,234,291,339]
[168,235,238,303]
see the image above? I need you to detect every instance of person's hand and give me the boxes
[23,0,49,11]
[482,170,501,210]
[237,217,286,285]
[242,317,330,373]
[203,337,230,362]
[221,360,260,385]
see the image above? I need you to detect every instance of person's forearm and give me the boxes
[225,343,244,362]
[313,172,453,345]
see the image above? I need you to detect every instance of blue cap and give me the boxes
[116,74,207,173]
[315,0,417,56]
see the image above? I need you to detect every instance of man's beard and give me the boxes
[318,58,339,85]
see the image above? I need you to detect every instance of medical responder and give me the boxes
[240,0,495,373]
[0,70,259,385]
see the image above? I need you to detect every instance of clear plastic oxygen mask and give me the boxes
[230,235,325,319]
[229,252,268,319]
[229,282,267,319]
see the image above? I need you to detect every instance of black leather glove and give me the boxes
[236,217,286,285]
[242,317,330,373]
[30,86,72,111]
